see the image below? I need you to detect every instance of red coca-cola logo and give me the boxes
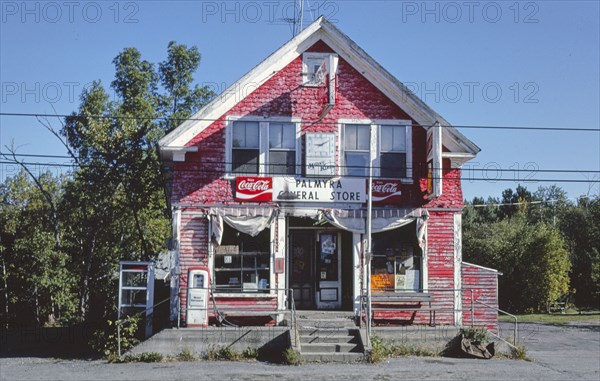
[372,182,398,193]
[236,177,273,202]
[370,180,402,204]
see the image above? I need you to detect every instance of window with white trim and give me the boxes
[268,123,296,175]
[232,121,260,174]
[227,118,300,176]
[380,125,407,178]
[302,53,330,86]
[341,120,412,180]
[343,124,370,177]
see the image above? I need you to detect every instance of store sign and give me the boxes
[274,177,365,203]
[371,179,402,205]
[235,177,273,202]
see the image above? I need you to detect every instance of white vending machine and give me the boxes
[186,267,209,327]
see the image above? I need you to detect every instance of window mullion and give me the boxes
[370,123,379,178]
[259,122,269,176]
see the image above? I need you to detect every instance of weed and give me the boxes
[460,327,489,344]
[242,347,259,360]
[204,346,242,361]
[282,348,302,366]
[367,336,438,363]
[117,352,164,363]
[509,344,530,361]
[178,348,198,361]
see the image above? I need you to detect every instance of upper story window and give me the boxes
[341,120,412,180]
[232,121,260,174]
[343,124,370,177]
[227,117,301,176]
[269,123,296,175]
[380,125,407,178]
[302,53,335,86]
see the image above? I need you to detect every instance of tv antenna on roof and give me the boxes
[282,0,316,37]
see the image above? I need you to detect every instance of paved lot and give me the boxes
[1,321,598,381]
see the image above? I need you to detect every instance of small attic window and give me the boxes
[302,53,330,86]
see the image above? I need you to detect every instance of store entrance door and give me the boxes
[289,230,342,310]
[315,231,342,309]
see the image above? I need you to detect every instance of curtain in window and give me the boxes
[209,207,277,244]
[319,208,428,235]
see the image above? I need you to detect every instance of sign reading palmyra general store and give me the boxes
[236,177,402,204]
[274,177,365,203]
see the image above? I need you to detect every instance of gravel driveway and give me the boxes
[1,321,598,381]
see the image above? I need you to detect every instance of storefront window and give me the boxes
[213,225,271,293]
[370,229,420,292]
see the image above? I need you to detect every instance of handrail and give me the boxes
[175,286,299,349]
[360,287,512,344]
[474,300,518,344]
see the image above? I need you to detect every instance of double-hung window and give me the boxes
[380,125,407,179]
[341,120,412,180]
[232,121,260,174]
[343,124,370,177]
[227,118,300,176]
[268,123,296,175]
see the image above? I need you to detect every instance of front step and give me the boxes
[300,342,360,353]
[300,352,365,363]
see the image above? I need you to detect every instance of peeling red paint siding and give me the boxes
[427,210,459,325]
[462,263,499,332]
[168,40,493,326]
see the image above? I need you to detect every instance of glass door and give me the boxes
[316,232,341,309]
[289,230,315,309]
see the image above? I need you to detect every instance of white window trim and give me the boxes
[302,52,336,87]
[225,116,302,178]
[338,119,413,182]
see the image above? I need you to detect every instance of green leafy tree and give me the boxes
[61,42,214,321]
[464,212,571,312]
[1,41,214,326]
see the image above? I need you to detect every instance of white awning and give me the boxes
[209,207,277,245]
[319,208,428,234]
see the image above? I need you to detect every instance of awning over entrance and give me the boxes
[208,206,428,250]
[320,208,427,235]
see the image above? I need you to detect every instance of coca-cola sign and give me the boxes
[371,179,402,204]
[236,177,273,202]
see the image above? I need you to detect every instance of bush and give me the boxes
[89,317,140,361]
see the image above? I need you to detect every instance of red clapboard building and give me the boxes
[159,17,499,330]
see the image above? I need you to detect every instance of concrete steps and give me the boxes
[295,312,366,362]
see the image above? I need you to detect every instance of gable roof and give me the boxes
[159,17,480,159]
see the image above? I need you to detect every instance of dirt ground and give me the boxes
[1,321,598,381]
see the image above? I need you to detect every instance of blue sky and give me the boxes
[1,0,599,200]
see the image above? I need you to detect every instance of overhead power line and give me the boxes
[0,160,598,184]
[1,153,599,175]
[0,112,599,132]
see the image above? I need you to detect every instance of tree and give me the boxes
[0,170,78,325]
[1,41,214,326]
[61,42,214,321]
[464,214,571,312]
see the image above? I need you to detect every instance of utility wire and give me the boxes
[0,160,597,184]
[1,112,599,132]
[1,153,598,175]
